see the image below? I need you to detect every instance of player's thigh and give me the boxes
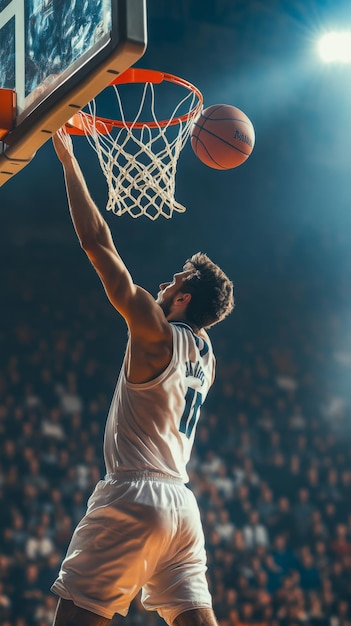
[173,607,219,626]
[53,598,111,626]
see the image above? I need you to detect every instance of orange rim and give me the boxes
[65,68,203,135]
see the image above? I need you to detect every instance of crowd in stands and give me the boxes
[1,253,351,626]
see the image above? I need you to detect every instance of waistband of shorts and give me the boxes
[104,469,184,483]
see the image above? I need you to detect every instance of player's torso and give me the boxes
[103,322,215,481]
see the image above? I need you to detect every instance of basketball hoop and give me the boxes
[65,69,203,220]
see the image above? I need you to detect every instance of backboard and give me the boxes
[0,0,147,186]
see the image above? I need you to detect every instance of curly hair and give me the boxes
[181,252,234,330]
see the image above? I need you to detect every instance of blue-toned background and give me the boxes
[1,1,351,625]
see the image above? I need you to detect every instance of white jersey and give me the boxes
[103,322,215,483]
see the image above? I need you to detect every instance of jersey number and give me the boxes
[179,387,203,439]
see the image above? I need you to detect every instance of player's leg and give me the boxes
[52,598,111,626]
[173,607,219,626]
[142,484,218,626]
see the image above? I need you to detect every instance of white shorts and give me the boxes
[51,470,212,624]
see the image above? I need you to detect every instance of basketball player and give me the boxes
[50,130,234,626]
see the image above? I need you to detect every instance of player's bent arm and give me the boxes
[84,235,172,344]
[87,239,173,382]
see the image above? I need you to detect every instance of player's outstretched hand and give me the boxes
[52,129,74,163]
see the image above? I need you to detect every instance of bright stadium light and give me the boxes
[318,31,351,63]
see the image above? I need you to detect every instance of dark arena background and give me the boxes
[1,1,351,625]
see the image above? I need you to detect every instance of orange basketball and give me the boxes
[190,104,255,170]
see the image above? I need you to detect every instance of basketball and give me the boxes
[190,104,255,170]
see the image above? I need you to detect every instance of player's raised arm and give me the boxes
[52,131,170,343]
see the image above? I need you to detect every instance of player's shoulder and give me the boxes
[198,328,211,344]
[171,321,213,355]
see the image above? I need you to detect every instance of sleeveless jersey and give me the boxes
[103,322,215,483]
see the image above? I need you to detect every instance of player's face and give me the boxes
[156,270,192,316]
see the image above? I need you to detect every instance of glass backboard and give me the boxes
[0,0,147,186]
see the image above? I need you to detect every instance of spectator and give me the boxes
[257,485,277,528]
[262,552,283,593]
[34,594,57,625]
[330,600,351,626]
[323,501,339,536]
[271,534,298,575]
[306,466,322,503]
[329,561,350,600]
[40,407,66,441]
[16,563,45,623]
[307,509,329,545]
[238,601,255,626]
[0,581,11,623]
[271,496,295,540]
[285,455,304,494]
[322,468,343,503]
[228,484,252,527]
[38,552,61,591]
[330,523,351,558]
[57,377,83,415]
[25,525,55,562]
[297,547,321,591]
[313,540,330,576]
[308,592,328,626]
[243,510,269,549]
[200,449,223,477]
[293,488,315,540]
[212,463,235,500]
[215,509,236,544]
[52,514,73,553]
[11,510,28,555]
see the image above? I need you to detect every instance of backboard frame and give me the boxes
[0,0,147,186]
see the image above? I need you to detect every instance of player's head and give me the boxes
[180,252,234,329]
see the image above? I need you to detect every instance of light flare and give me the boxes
[318,31,351,63]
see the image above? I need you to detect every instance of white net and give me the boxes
[68,74,203,220]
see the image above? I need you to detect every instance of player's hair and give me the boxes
[181,252,234,329]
